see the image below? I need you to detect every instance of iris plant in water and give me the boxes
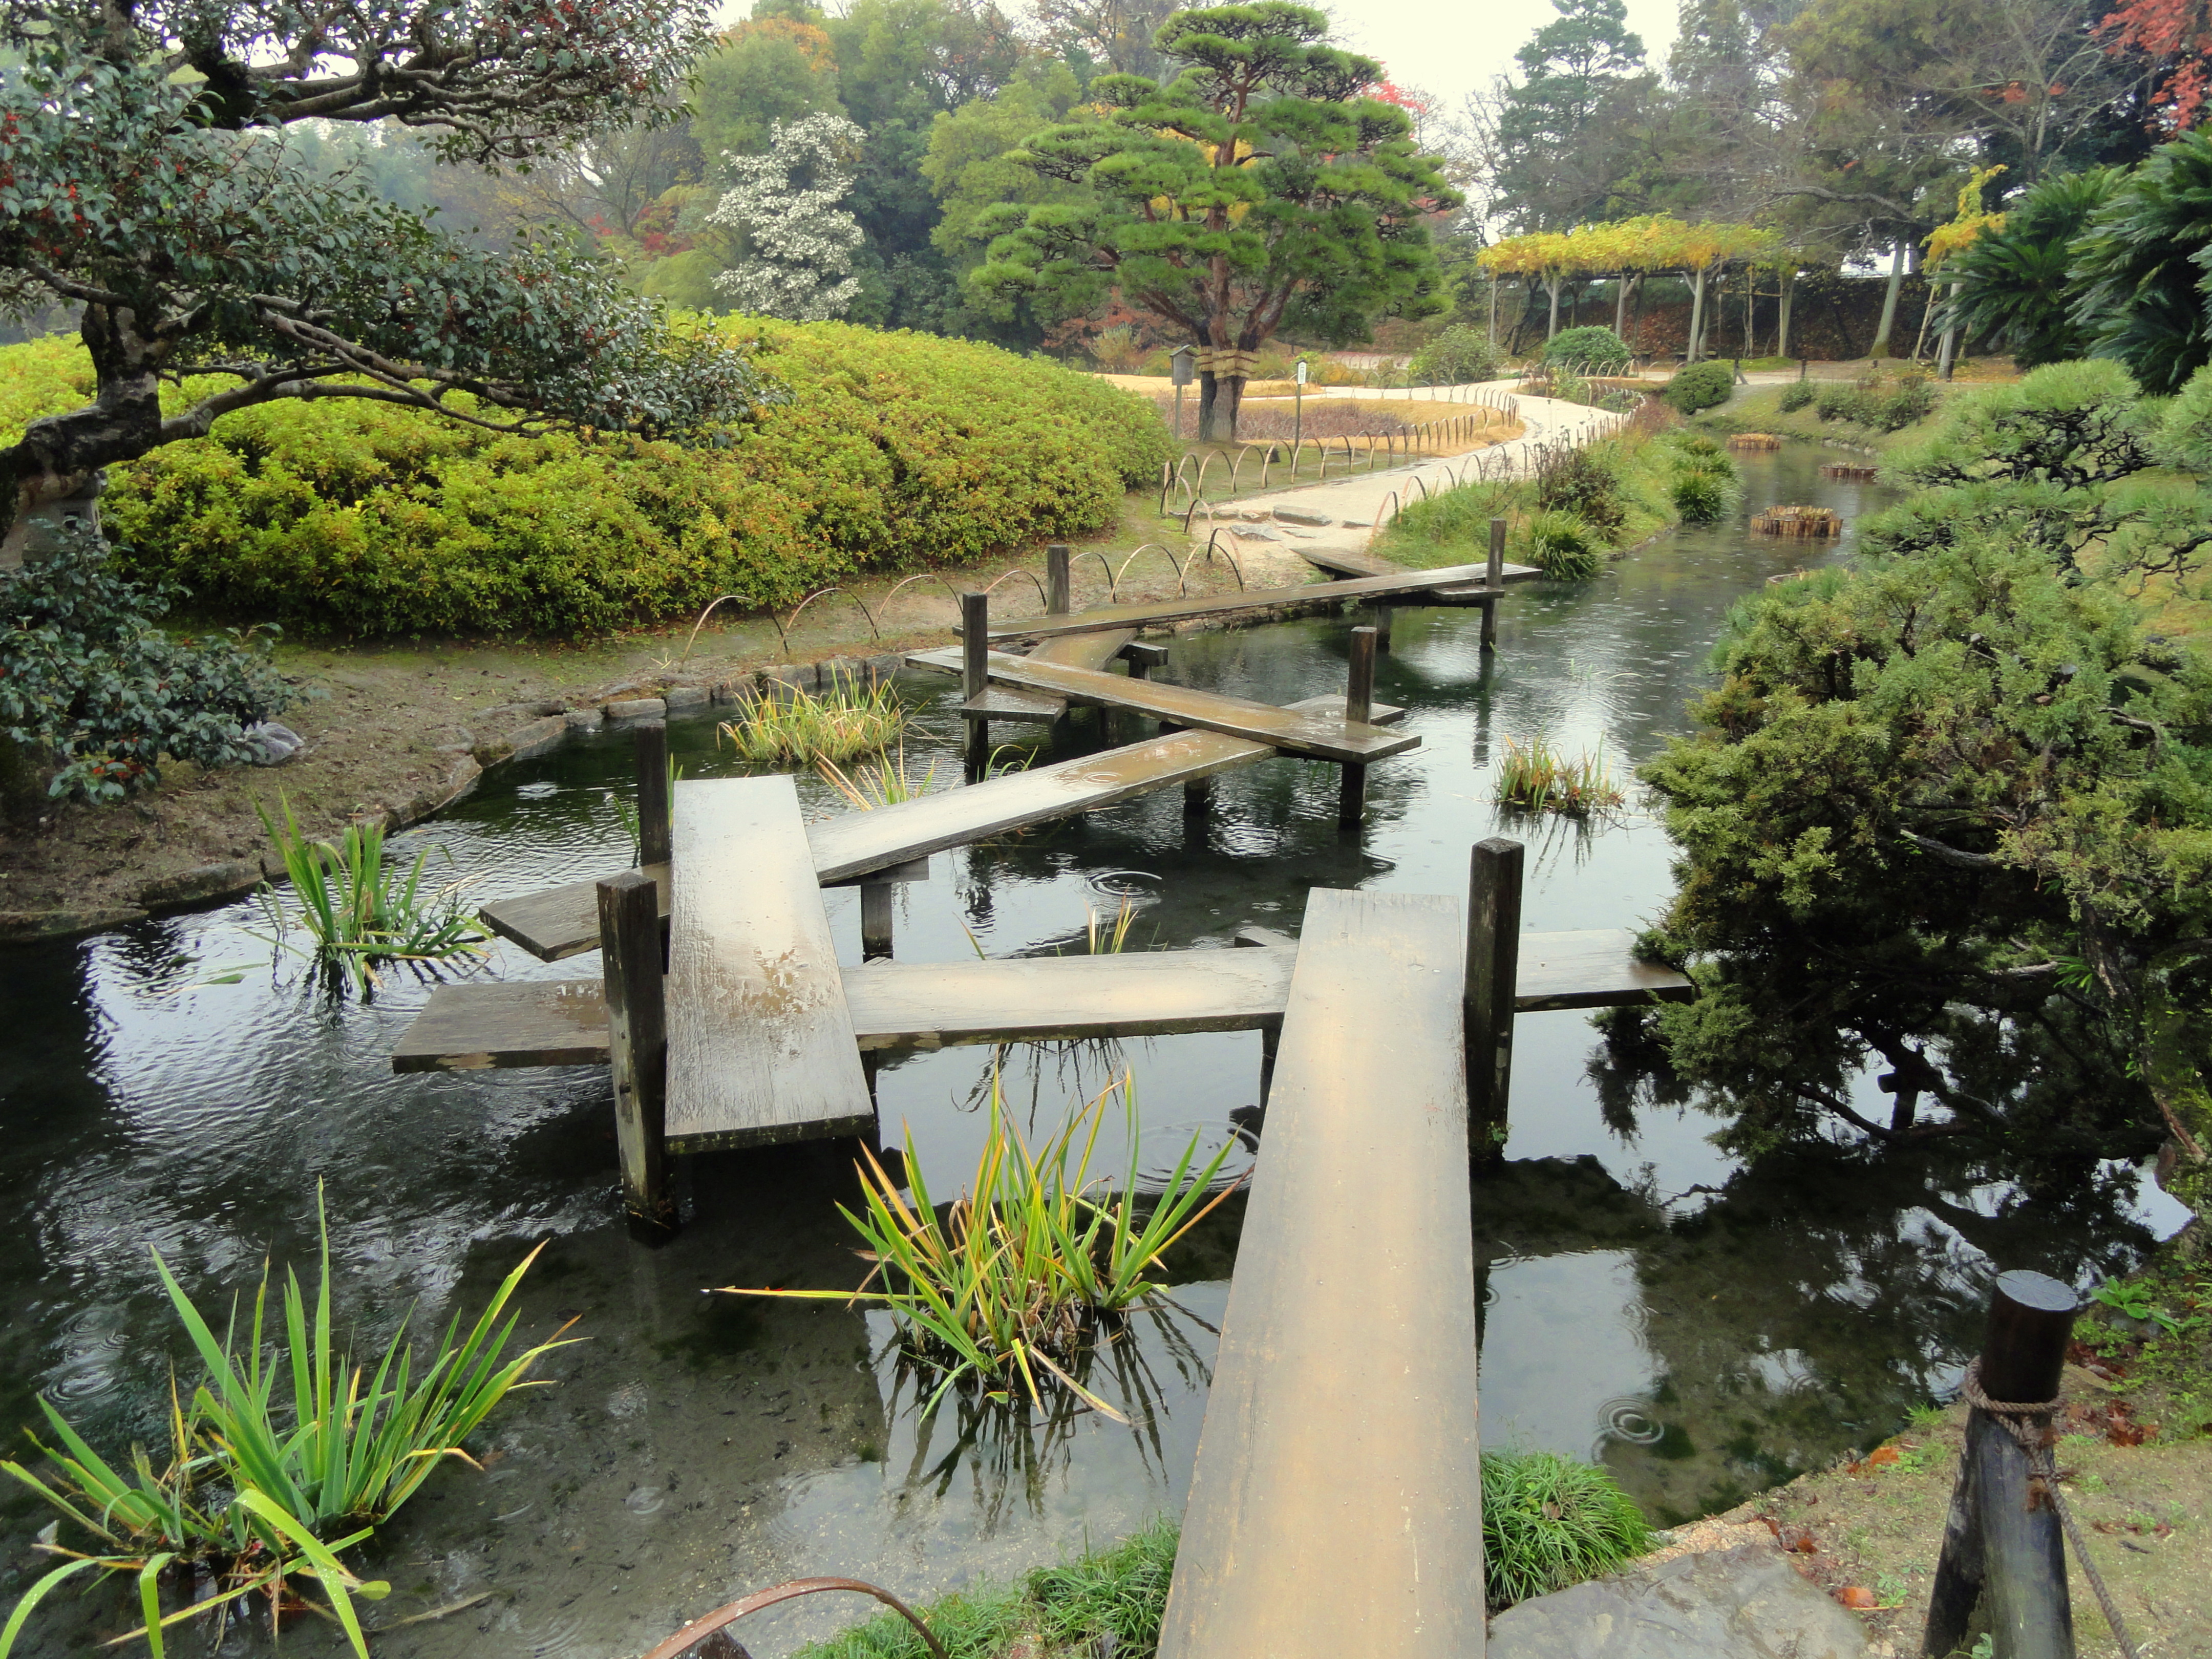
[719,1076,1241,1416]
[0,1196,571,1658]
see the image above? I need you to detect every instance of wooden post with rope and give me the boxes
[1923,1270,2095,1659]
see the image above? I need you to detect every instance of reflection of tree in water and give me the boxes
[1476,1138,2157,1525]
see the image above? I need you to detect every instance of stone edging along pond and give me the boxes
[0,591,1368,946]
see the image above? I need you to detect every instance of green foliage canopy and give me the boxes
[975,3,1458,440]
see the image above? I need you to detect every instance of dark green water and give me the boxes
[0,450,2180,1656]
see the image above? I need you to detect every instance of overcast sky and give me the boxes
[1332,0,1683,120]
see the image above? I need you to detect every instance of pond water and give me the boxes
[0,448,2186,1657]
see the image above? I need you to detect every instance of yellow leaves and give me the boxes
[1479,215,1775,279]
[1925,165,2009,269]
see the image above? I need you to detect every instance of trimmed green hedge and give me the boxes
[1663,360,1735,413]
[1,321,1170,638]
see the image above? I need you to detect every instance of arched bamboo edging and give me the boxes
[779,586,881,651]
[981,567,1052,607]
[1198,528,1247,590]
[1115,542,1189,592]
[676,590,757,666]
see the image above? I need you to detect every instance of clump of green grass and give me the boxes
[718,1076,1239,1414]
[1481,1449,1655,1609]
[1518,508,1605,580]
[253,796,486,993]
[720,670,904,764]
[1495,735,1626,816]
[0,1193,569,1658]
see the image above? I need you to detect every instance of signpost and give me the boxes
[1171,344,1195,442]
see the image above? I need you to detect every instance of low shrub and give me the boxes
[5,322,1172,639]
[1777,380,1817,413]
[1662,360,1735,413]
[1519,508,1606,579]
[1409,324,1503,385]
[1535,447,1627,537]
[1810,369,1934,432]
[1544,326,1633,371]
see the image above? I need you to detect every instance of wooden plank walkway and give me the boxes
[959,561,1540,642]
[961,628,1139,722]
[662,777,875,1152]
[1294,543,1546,585]
[391,929,1685,1072]
[905,649,1419,765]
[1159,888,1484,1659]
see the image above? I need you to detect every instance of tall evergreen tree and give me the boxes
[1492,0,1655,231]
[975,3,1457,440]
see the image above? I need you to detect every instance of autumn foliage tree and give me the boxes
[974,2,1458,440]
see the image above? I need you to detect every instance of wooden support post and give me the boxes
[860,880,894,961]
[634,719,672,869]
[1370,604,1394,652]
[598,870,674,1238]
[1481,518,1505,651]
[1465,837,1523,1161]
[962,590,990,780]
[1923,1271,2081,1659]
[1046,544,1072,615]
[1259,1015,1281,1102]
[1338,625,1377,830]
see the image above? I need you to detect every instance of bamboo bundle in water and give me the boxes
[1727,433,1782,451]
[1750,505,1843,538]
[1819,463,1879,481]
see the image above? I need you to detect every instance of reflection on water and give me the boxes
[0,451,2187,1654]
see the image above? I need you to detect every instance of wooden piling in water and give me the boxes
[1726,432,1782,451]
[860,881,894,961]
[1338,627,1377,830]
[1924,1271,2081,1659]
[1482,518,1505,650]
[1465,838,1523,1160]
[962,590,990,779]
[1820,463,1880,481]
[1750,505,1844,538]
[1046,543,1071,615]
[634,720,672,870]
[597,870,673,1236]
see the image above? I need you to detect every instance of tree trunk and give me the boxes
[1215,374,1246,441]
[1546,276,1561,339]
[3,303,169,551]
[1686,268,1708,363]
[1777,267,1795,360]
[1743,267,1756,357]
[1869,242,1907,358]
[1628,274,1646,353]
[1937,279,1965,380]
[1614,273,1628,336]
[1198,370,1220,442]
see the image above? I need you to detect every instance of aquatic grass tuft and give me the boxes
[1495,734,1626,817]
[0,1192,570,1658]
[1519,509,1605,580]
[717,1076,1241,1415]
[1028,1513,1180,1656]
[817,743,939,810]
[721,669,905,764]
[252,795,487,993]
[1481,1449,1655,1610]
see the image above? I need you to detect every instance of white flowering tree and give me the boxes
[708,115,867,321]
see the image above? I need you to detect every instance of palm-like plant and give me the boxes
[2070,135,2212,393]
[1944,167,2120,369]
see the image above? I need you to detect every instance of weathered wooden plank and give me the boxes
[807,728,1273,883]
[663,777,874,1152]
[1517,928,1692,1010]
[843,946,1295,1049]
[1280,691,1406,726]
[1031,628,1138,669]
[391,929,1688,1072]
[392,980,615,1072]
[960,687,1065,722]
[1160,887,1483,1659]
[1293,542,1545,586]
[956,560,1538,641]
[903,650,1419,765]
[480,862,670,962]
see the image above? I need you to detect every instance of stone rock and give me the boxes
[763,664,817,693]
[867,654,904,681]
[710,677,755,706]
[662,685,710,711]
[0,907,151,942]
[564,707,604,732]
[1487,1546,1866,1659]
[604,697,667,721]
[1272,507,1334,527]
[243,721,306,765]
[819,656,869,688]
[470,736,517,768]
[139,859,263,910]
[504,716,569,760]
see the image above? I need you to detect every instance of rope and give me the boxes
[1960,1357,2141,1659]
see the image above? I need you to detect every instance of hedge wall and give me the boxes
[0,321,1171,638]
